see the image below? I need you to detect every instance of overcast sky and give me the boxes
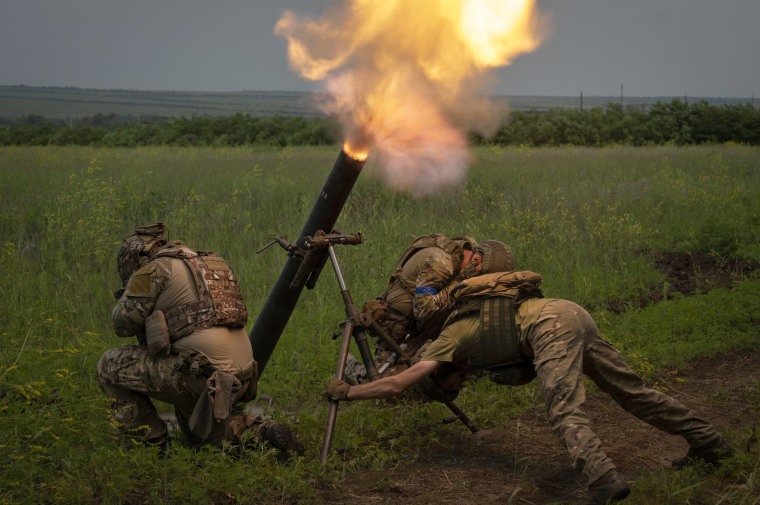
[1,0,757,98]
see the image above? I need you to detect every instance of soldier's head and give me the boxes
[445,236,476,275]
[434,362,468,393]
[116,223,168,285]
[415,362,468,402]
[467,240,515,277]
[452,236,477,277]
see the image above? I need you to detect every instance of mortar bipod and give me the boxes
[309,231,384,464]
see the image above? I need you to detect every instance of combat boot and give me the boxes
[147,436,171,458]
[260,421,305,462]
[672,437,732,469]
[587,470,631,504]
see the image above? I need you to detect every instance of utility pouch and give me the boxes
[145,310,171,355]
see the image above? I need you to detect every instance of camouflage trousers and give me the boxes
[526,299,721,486]
[97,345,257,447]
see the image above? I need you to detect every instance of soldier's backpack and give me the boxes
[387,234,469,293]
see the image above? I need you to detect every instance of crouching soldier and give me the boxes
[328,240,731,504]
[97,223,303,458]
[345,233,481,383]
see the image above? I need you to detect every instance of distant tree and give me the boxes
[2,101,758,148]
[49,127,105,146]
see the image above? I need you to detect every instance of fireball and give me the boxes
[276,0,548,194]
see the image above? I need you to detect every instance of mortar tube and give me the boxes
[248,149,366,375]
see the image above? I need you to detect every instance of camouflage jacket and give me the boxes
[378,245,462,343]
[112,257,173,340]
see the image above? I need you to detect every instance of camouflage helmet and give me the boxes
[116,223,168,284]
[474,240,515,274]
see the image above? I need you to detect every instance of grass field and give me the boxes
[1,144,759,504]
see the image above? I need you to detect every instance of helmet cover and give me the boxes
[116,223,168,284]
[475,240,515,274]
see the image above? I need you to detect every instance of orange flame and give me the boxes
[343,142,368,161]
[276,0,548,194]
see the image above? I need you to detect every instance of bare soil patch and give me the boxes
[605,250,759,313]
[650,250,759,296]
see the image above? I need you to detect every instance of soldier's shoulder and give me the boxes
[421,245,450,258]
[424,247,454,265]
[152,257,176,276]
[124,258,173,296]
[125,262,159,296]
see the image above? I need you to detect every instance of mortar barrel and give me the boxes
[249,149,367,374]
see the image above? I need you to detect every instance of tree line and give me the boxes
[1,99,758,147]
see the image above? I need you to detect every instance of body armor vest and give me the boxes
[452,271,544,368]
[154,243,248,342]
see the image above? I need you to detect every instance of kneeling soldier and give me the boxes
[98,223,303,458]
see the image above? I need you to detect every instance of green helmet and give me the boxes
[116,223,168,284]
[475,240,515,274]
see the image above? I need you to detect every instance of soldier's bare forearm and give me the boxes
[348,360,440,400]
[347,376,406,399]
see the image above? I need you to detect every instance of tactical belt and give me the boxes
[171,351,217,378]
[171,350,255,383]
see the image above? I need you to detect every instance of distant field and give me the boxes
[1,84,755,119]
[0,86,324,119]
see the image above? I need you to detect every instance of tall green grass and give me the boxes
[1,145,759,504]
